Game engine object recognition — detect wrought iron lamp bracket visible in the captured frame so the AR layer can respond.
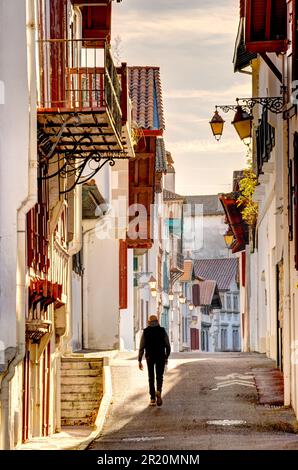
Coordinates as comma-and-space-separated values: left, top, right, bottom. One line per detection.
216, 97, 284, 115
39, 151, 130, 194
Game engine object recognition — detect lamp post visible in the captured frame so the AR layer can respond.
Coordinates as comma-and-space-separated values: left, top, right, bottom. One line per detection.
209, 96, 283, 142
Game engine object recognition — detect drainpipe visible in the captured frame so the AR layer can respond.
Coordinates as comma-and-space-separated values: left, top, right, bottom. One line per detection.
0, 0, 37, 450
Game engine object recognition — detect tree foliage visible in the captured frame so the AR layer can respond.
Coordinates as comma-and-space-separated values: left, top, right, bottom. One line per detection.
237, 158, 258, 226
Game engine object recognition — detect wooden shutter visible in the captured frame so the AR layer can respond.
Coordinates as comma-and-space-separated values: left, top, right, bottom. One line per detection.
193, 284, 200, 307
294, 133, 298, 270
49, 0, 69, 107
81, 4, 112, 47
127, 136, 156, 249
245, 0, 288, 53
119, 240, 128, 310
241, 252, 246, 287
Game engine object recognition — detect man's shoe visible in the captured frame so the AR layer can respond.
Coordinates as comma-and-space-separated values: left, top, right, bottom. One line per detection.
156, 391, 163, 407
149, 399, 156, 406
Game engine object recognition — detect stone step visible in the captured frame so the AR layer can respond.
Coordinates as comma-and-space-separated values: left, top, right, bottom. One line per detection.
61, 392, 102, 402
61, 361, 103, 370
61, 368, 101, 377
61, 418, 93, 427
61, 376, 102, 385
61, 401, 99, 411
61, 384, 101, 394
61, 409, 97, 419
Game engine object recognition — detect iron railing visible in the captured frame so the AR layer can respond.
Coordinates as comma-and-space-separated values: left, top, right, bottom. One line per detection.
37, 39, 123, 139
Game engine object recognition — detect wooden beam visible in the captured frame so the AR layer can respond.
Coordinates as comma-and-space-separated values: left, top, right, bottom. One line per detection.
260, 53, 283, 83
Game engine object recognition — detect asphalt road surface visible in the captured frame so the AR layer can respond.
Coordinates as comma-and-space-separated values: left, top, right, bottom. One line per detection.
89, 352, 298, 450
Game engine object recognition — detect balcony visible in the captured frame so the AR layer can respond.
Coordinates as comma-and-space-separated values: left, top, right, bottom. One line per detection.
170, 252, 184, 284
37, 39, 130, 157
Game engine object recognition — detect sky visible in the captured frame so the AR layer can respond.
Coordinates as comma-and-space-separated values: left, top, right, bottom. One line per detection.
113, 0, 251, 196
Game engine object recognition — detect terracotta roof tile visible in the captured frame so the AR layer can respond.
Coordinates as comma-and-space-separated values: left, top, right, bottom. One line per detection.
128, 66, 165, 130
163, 189, 185, 201
155, 137, 167, 172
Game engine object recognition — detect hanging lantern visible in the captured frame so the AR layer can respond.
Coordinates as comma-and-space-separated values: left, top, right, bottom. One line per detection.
231, 105, 252, 141
179, 294, 186, 304
188, 303, 194, 311
209, 109, 225, 141
151, 288, 157, 298
169, 291, 174, 301
224, 229, 234, 249
148, 276, 157, 289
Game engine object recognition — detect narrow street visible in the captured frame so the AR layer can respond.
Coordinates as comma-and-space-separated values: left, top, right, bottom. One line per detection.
90, 353, 298, 451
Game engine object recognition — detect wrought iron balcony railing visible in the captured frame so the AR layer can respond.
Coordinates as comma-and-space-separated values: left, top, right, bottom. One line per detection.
37, 39, 123, 140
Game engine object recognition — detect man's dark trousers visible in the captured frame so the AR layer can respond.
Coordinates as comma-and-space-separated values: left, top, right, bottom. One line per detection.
146, 357, 166, 400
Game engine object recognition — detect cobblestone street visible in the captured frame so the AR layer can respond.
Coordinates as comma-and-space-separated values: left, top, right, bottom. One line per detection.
90, 353, 298, 451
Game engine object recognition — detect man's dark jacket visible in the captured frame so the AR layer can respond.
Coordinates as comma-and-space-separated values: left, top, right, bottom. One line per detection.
138, 323, 171, 362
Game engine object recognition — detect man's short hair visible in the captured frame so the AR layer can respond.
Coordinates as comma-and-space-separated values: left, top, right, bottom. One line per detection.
148, 315, 158, 323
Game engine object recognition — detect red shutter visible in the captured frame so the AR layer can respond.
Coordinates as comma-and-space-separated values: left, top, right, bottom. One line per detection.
119, 240, 128, 310
127, 136, 156, 249
49, 0, 69, 107
245, 0, 288, 53
193, 284, 200, 307
294, 133, 298, 270
241, 252, 246, 287
81, 4, 112, 47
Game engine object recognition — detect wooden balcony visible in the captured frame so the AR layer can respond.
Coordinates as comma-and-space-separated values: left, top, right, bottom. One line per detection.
37, 39, 129, 156
170, 251, 184, 285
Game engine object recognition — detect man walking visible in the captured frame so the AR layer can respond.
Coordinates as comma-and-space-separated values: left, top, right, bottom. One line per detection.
138, 315, 171, 407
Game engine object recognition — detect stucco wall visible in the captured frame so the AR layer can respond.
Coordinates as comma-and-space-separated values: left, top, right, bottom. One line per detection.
83, 231, 120, 350
184, 214, 229, 259
0, 0, 31, 364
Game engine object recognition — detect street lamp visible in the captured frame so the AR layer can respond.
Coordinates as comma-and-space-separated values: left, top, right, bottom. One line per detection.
210, 96, 283, 142
231, 106, 253, 141
151, 288, 157, 298
224, 229, 234, 249
179, 294, 186, 304
169, 291, 174, 301
148, 276, 157, 289
188, 303, 194, 311
209, 109, 225, 141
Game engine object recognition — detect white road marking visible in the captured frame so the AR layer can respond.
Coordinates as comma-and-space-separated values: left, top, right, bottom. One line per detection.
122, 436, 165, 442
207, 420, 247, 426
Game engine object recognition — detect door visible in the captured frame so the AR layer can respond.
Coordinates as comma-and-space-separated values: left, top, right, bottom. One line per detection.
22, 350, 30, 443
190, 328, 199, 350
276, 262, 284, 371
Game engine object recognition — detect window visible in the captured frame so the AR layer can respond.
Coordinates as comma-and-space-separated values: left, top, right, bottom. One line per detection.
226, 294, 232, 311
256, 109, 275, 176
168, 218, 181, 236
220, 293, 225, 310
161, 308, 169, 334
221, 328, 228, 351
141, 300, 144, 330
182, 316, 188, 343
233, 329, 240, 351
233, 294, 239, 312
201, 329, 209, 352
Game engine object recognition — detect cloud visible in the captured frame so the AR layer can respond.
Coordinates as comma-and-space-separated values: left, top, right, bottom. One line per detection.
113, 0, 251, 195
